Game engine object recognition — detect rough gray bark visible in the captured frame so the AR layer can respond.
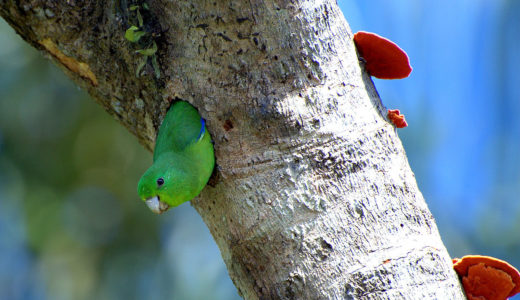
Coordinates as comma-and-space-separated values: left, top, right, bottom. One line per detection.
1, 1, 466, 299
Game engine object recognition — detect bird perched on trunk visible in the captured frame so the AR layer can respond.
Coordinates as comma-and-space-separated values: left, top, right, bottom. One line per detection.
137, 101, 215, 214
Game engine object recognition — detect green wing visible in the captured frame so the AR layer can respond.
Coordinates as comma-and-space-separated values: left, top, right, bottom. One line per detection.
153, 101, 206, 161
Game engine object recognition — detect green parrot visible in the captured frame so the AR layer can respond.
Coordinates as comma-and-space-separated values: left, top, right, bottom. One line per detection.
137, 101, 215, 214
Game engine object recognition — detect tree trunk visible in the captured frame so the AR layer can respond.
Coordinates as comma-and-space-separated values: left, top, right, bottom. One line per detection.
1, 1, 466, 299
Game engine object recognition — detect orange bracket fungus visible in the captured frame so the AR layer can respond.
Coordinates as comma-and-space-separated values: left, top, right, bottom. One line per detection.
387, 109, 408, 128
453, 255, 520, 300
353, 31, 412, 79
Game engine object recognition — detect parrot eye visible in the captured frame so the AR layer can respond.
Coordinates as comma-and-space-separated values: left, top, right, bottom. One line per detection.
157, 177, 164, 187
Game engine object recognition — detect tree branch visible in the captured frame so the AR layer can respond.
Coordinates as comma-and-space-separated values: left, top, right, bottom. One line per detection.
1, 0, 465, 298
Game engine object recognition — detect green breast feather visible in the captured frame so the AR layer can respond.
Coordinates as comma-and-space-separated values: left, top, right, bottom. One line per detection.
137, 101, 215, 214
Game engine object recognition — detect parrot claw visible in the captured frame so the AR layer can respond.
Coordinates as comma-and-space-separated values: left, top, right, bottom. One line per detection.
145, 196, 170, 214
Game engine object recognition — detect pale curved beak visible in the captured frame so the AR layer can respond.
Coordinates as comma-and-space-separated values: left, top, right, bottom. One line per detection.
145, 196, 170, 214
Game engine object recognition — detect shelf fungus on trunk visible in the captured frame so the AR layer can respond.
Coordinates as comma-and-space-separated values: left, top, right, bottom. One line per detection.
453, 255, 520, 300
354, 31, 412, 129
353, 31, 412, 80
387, 109, 408, 128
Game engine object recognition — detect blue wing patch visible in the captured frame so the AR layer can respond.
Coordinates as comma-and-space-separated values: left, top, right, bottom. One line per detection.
197, 118, 206, 141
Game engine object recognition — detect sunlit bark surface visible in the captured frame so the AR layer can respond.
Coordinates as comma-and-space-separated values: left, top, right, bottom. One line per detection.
1, 1, 465, 299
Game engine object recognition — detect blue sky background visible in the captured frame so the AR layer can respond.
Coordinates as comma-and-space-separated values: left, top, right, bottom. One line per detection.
1, 1, 519, 299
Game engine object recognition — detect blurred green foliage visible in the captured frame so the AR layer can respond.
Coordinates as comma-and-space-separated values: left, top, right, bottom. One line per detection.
0, 19, 239, 300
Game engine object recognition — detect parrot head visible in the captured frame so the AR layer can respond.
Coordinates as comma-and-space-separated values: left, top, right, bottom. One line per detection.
137, 157, 196, 214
